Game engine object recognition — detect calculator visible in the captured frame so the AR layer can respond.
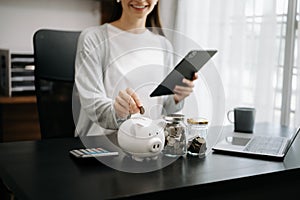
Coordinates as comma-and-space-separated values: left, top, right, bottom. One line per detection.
69, 148, 119, 158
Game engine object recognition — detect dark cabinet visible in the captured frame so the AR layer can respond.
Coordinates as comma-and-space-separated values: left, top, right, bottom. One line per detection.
0, 96, 40, 142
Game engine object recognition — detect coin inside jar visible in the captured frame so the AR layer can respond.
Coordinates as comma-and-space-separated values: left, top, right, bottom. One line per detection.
139, 106, 145, 115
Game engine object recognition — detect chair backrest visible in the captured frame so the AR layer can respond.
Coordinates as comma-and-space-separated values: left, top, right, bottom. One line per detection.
33, 29, 80, 139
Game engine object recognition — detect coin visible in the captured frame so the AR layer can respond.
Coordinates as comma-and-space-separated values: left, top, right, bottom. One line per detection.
139, 106, 145, 114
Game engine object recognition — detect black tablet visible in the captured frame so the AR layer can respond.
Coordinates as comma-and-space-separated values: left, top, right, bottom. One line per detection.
150, 50, 217, 97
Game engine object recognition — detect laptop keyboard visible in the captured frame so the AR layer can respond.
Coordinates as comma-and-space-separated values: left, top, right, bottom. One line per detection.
244, 136, 285, 155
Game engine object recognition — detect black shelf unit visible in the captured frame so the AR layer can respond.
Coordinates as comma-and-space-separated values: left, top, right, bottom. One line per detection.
0, 49, 35, 96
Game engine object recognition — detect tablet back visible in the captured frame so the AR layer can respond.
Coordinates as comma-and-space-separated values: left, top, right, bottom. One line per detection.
150, 50, 217, 97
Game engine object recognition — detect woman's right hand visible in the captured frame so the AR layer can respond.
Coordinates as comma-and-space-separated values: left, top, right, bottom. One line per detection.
114, 88, 143, 119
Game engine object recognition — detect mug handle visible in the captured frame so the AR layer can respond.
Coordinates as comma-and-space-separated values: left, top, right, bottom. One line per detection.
227, 110, 234, 123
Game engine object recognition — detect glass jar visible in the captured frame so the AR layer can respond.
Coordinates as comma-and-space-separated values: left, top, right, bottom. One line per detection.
163, 114, 187, 157
187, 117, 209, 158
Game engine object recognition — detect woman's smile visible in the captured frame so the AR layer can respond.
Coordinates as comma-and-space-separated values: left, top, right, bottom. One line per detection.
130, 3, 149, 11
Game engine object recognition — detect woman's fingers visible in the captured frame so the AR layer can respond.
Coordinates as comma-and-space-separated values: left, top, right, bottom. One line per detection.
126, 88, 142, 107
126, 88, 142, 113
174, 78, 194, 94
193, 72, 199, 80
114, 93, 133, 118
173, 73, 197, 103
114, 88, 143, 118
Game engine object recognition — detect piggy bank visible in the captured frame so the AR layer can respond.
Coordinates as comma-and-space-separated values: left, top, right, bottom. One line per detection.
117, 116, 165, 162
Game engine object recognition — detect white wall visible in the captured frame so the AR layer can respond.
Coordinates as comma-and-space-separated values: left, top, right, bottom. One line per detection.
0, 0, 100, 54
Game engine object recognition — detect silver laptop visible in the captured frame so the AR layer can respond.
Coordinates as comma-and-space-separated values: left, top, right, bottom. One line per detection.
212, 127, 300, 160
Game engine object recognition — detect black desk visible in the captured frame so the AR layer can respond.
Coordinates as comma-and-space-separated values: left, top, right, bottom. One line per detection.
0, 123, 300, 200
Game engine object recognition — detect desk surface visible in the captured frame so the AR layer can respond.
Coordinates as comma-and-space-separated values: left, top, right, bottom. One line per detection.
0, 123, 300, 200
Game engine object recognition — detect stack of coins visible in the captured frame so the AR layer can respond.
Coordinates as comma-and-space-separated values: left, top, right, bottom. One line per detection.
186, 117, 208, 158
163, 114, 187, 157
187, 136, 207, 157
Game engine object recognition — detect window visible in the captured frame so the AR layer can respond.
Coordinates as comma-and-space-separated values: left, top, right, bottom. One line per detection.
171, 0, 299, 128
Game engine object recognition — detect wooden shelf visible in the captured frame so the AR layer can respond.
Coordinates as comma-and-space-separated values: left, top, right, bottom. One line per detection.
0, 95, 41, 142
0, 96, 36, 104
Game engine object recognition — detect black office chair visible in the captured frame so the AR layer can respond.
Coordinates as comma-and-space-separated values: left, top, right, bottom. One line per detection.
33, 29, 81, 139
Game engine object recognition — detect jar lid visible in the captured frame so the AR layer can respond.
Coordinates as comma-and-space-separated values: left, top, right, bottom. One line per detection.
187, 118, 209, 125
163, 114, 185, 122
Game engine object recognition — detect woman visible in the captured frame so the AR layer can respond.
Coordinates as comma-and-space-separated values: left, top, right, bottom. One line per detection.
75, 0, 198, 136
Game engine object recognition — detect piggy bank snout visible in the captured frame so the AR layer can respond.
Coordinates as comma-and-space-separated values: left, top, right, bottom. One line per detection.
148, 138, 163, 153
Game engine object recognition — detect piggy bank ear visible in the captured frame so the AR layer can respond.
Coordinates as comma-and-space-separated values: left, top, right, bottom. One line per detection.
133, 117, 152, 127
154, 119, 166, 128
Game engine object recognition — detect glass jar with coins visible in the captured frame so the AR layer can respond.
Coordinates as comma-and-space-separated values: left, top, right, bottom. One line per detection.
186, 117, 209, 158
162, 114, 187, 157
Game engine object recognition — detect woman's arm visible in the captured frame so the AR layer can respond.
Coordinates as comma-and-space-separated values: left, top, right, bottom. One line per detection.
75, 27, 119, 130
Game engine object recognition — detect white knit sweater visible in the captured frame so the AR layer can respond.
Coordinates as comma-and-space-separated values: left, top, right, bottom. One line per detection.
74, 23, 183, 136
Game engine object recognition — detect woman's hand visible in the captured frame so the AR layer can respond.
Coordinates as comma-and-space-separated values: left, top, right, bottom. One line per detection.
173, 73, 198, 104
114, 88, 142, 119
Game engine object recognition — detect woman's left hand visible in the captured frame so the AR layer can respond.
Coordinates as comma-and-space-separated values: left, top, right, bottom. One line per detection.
173, 73, 198, 104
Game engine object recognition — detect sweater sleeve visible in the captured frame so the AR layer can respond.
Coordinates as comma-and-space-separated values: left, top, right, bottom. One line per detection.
75, 26, 120, 130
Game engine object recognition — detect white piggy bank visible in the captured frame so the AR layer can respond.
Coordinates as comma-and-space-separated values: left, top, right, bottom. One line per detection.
117, 116, 165, 162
